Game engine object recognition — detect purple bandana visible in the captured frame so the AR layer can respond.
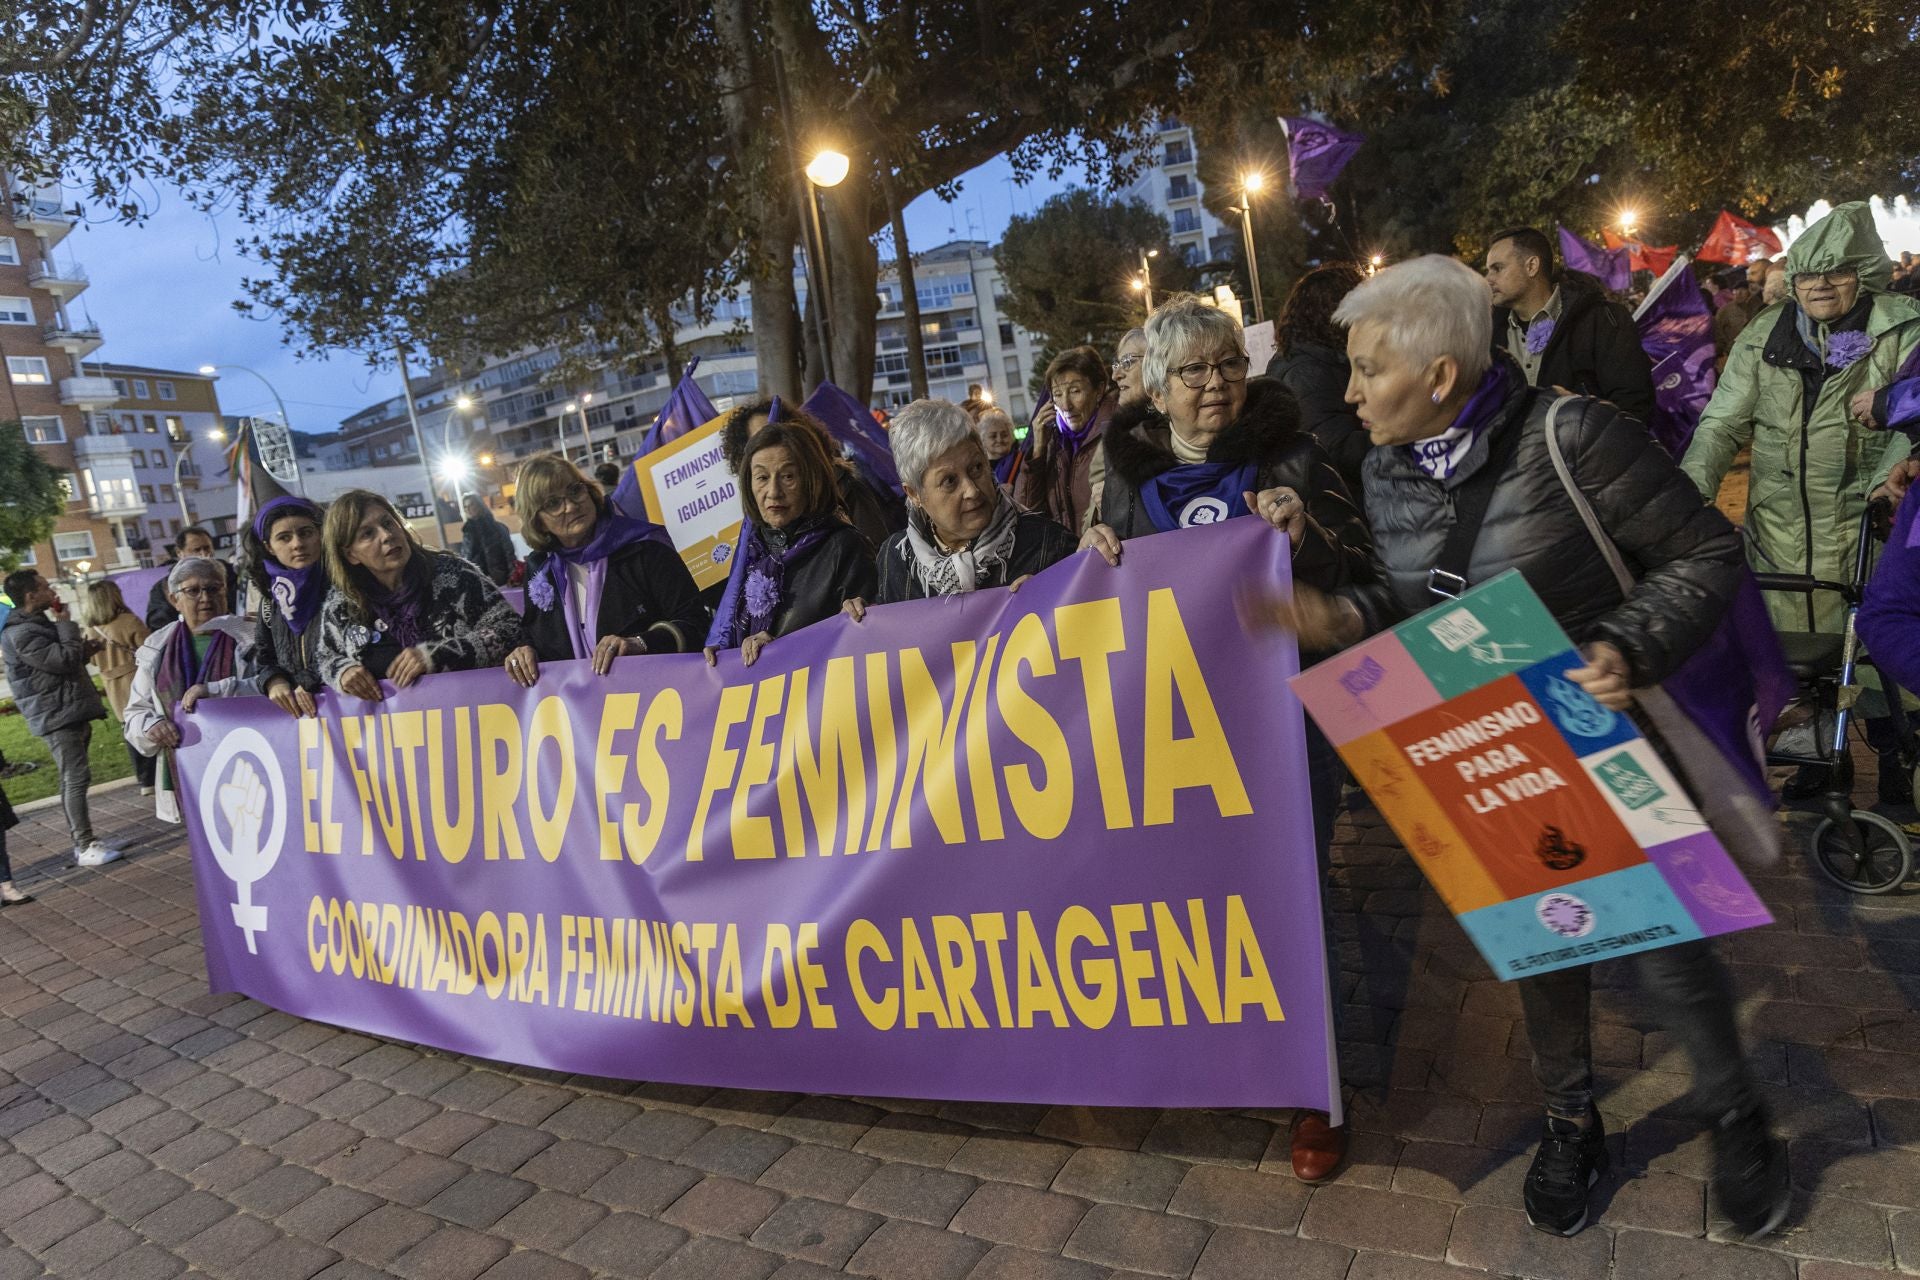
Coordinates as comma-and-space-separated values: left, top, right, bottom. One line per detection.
253, 497, 327, 636
1524, 315, 1555, 355
1406, 362, 1515, 481
704, 516, 836, 649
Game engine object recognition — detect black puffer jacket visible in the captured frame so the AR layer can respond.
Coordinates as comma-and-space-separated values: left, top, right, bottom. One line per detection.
1267, 340, 1370, 501
1363, 377, 1743, 685
1101, 377, 1382, 606
1494, 272, 1657, 421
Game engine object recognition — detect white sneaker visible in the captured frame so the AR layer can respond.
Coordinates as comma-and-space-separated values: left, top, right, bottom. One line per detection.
74, 843, 123, 868
0, 882, 31, 905
139, 785, 154, 796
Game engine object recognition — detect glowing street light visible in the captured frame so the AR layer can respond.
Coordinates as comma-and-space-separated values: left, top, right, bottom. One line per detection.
805, 149, 851, 188
801, 149, 851, 384
1238, 175, 1266, 323
1137, 247, 1159, 314
1368, 253, 1385, 275
1619, 208, 1640, 238
1242, 170, 1266, 194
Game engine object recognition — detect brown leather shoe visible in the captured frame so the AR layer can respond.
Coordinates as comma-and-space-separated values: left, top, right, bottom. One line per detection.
1291, 1112, 1348, 1184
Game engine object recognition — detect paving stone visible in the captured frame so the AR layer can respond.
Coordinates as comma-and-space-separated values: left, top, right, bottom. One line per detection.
1033, 1107, 1160, 1150
1445, 1203, 1613, 1278
421, 1170, 536, 1230
848, 1161, 977, 1227
317, 1136, 413, 1185
538, 1096, 640, 1142
451, 1124, 555, 1174
1191, 1225, 1354, 1280
1612, 1227, 1795, 1279
948, 1181, 1090, 1252
270, 1120, 363, 1165
840, 1218, 988, 1279
388, 1224, 511, 1280
1061, 1202, 1213, 1277
1708, 1190, 1890, 1265
1791, 1139, 1920, 1209
364, 1152, 469, 1206
767, 1097, 883, 1150
562, 1210, 688, 1274
174, 1210, 279, 1272
508, 1139, 623, 1193
400, 1112, 498, 1157
1601, 1170, 1706, 1237
1167, 1162, 1312, 1233
944, 1133, 1074, 1189
1895, 1209, 1920, 1272
195, 1142, 283, 1193
1297, 1184, 1455, 1259
309, 1080, 393, 1122
584, 1153, 704, 1214
136, 1189, 234, 1246
61, 1146, 152, 1197
277, 1186, 383, 1242
356, 1095, 442, 1139
227, 1235, 339, 1280
99, 1167, 190, 1220
646, 1235, 784, 1280
427, 1073, 517, 1113
74, 1242, 186, 1280
660, 1174, 785, 1238
475, 1250, 588, 1280
1139, 1109, 1273, 1168
328, 1203, 440, 1264
229, 1162, 328, 1217
759, 1143, 882, 1203
850, 1115, 972, 1169
964, 1244, 1110, 1280
750, 1197, 884, 1268
605, 1107, 714, 1158
39, 1217, 143, 1277
489, 1190, 608, 1253
1345, 1250, 1480, 1280
682, 1125, 796, 1181
1050, 1146, 1186, 1210
479, 1084, 574, 1128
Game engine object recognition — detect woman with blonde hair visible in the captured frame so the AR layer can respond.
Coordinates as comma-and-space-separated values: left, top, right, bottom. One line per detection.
79, 580, 154, 795
313, 490, 521, 700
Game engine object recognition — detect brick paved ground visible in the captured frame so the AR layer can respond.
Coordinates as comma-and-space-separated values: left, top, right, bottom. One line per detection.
2, 776, 1918, 1280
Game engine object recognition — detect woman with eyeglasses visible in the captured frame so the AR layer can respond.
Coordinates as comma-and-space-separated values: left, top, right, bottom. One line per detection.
502, 455, 706, 687
1112, 328, 1149, 408
314, 490, 521, 701
1081, 292, 1383, 1186
1682, 201, 1920, 803
1018, 346, 1117, 533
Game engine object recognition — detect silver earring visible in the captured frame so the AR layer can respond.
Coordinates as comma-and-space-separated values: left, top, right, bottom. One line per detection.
1431, 392, 1442, 404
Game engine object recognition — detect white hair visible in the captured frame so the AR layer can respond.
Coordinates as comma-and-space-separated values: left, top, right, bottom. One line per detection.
888, 398, 983, 492
167, 556, 224, 591
1142, 296, 1244, 398
1333, 255, 1493, 384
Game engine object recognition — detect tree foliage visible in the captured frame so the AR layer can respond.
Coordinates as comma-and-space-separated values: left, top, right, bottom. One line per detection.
0, 423, 73, 571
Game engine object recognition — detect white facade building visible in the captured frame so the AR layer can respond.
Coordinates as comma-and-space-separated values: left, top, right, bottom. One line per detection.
1122, 119, 1238, 268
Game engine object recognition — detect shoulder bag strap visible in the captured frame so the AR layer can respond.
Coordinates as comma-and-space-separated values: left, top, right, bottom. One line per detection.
1428, 397, 1530, 599
1539, 395, 1635, 595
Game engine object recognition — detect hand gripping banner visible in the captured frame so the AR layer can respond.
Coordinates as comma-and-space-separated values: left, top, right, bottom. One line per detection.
174, 520, 1337, 1112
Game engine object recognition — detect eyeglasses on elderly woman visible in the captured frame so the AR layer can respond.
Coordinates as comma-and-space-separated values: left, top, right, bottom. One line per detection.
1170, 355, 1252, 389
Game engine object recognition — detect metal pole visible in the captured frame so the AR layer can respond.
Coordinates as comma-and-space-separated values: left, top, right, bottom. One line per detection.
213, 365, 307, 495
172, 449, 195, 527
576, 400, 594, 463
806, 187, 838, 385
393, 345, 446, 547
1241, 196, 1265, 324
771, 55, 834, 392
1140, 250, 1155, 315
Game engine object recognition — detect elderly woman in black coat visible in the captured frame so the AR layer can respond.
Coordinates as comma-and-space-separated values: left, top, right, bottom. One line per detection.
1279, 254, 1787, 1241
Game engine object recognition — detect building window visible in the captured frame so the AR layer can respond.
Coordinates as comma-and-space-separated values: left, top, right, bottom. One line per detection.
140, 485, 156, 503
52, 531, 96, 561
1168, 176, 1194, 200
149, 520, 165, 539
0, 296, 33, 325
164, 416, 183, 440
160, 484, 175, 501
1171, 210, 1201, 234
142, 414, 158, 433
998, 321, 1015, 345
131, 379, 149, 398
8, 357, 51, 385
60, 473, 78, 500
0, 237, 16, 266
20, 416, 64, 444
170, 518, 182, 535
156, 381, 176, 401
1164, 143, 1193, 166
14, 545, 35, 567
110, 378, 128, 396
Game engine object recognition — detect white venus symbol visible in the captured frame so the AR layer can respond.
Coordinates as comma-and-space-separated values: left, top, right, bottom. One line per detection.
199, 729, 288, 955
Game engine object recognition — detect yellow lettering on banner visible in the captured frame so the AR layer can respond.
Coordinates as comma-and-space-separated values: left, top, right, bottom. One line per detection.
1153, 899, 1223, 1026
427, 709, 475, 863
994, 615, 1073, 840
367, 715, 410, 857
795, 923, 835, 1028
474, 912, 506, 999
730, 675, 785, 860
688, 685, 750, 862
1110, 903, 1164, 1028
593, 918, 626, 1016
299, 719, 345, 855
1053, 599, 1134, 829
506, 913, 531, 1000
316, 718, 344, 854
306, 897, 325, 970
339, 716, 377, 855
862, 652, 901, 853
378, 904, 403, 983
762, 923, 800, 1028
637, 922, 672, 1022
527, 697, 576, 863
931, 914, 988, 1029
961, 634, 1006, 841
1013, 911, 1067, 1028
526, 913, 550, 1004
898, 920, 951, 1029
846, 919, 898, 1029
776, 661, 867, 857
626, 690, 681, 865
715, 925, 753, 1027
479, 705, 526, 861
1143, 588, 1252, 825
669, 922, 695, 1025
595, 694, 640, 862
1222, 895, 1284, 1023
890, 643, 977, 848
970, 912, 1015, 1026
1056, 905, 1118, 1029
690, 922, 718, 1025
390, 711, 429, 859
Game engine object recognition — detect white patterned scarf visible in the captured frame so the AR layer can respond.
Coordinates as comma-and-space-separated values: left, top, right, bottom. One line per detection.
904, 497, 1021, 596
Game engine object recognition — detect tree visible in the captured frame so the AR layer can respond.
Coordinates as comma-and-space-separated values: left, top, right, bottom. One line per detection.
997, 190, 1196, 367
0, 423, 72, 573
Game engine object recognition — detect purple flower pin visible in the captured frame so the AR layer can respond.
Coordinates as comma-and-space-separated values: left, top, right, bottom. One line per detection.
744, 567, 780, 619
1826, 330, 1873, 370
1524, 316, 1555, 355
526, 570, 556, 611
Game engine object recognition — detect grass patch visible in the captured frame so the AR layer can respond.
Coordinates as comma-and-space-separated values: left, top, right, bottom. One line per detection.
0, 707, 136, 806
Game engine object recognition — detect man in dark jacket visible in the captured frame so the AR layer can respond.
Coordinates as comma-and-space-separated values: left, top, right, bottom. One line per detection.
459, 495, 517, 585
1, 570, 123, 868
1485, 226, 1657, 421
146, 526, 241, 630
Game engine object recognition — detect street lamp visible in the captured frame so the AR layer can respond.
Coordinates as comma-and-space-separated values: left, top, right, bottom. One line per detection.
438, 454, 471, 509
1619, 208, 1640, 239
1138, 248, 1159, 315
1368, 253, 1385, 276
802, 148, 850, 385
1238, 174, 1266, 324
197, 364, 305, 494
172, 426, 226, 528
561, 393, 594, 462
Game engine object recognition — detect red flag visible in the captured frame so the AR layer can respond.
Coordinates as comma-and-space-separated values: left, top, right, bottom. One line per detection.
1696, 210, 1784, 265
1604, 231, 1679, 276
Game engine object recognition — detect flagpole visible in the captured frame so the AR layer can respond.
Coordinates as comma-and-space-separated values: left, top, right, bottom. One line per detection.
394, 345, 448, 548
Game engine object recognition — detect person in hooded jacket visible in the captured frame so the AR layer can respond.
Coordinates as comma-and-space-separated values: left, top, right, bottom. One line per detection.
1268, 262, 1372, 501
1485, 226, 1656, 420
1683, 201, 1920, 801
241, 496, 329, 718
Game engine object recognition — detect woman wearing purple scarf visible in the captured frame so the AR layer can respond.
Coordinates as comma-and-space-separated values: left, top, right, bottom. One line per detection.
314, 490, 521, 701
241, 495, 328, 717
704, 421, 876, 669
503, 455, 706, 687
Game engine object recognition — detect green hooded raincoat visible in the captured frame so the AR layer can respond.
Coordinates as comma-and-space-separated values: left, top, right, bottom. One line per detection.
1682, 201, 1920, 634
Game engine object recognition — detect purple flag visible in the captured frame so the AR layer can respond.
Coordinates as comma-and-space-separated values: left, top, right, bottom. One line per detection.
638, 358, 719, 456
1280, 117, 1365, 202
1632, 258, 1717, 456
1557, 227, 1631, 294
171, 519, 1339, 1111
802, 381, 904, 497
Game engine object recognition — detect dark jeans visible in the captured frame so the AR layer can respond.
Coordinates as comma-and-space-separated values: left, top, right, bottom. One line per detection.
1517, 938, 1756, 1122
0, 829, 10, 882
127, 742, 155, 788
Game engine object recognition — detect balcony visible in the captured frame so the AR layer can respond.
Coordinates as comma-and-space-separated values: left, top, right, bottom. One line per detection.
59, 375, 118, 409
42, 321, 103, 357
10, 187, 74, 245
26, 261, 87, 298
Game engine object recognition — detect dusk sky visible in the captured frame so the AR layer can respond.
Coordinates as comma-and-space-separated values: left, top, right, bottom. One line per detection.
68, 156, 1065, 435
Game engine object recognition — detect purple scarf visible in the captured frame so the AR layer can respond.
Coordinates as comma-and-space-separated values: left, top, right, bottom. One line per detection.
533, 511, 666, 659
705, 516, 837, 649
1051, 392, 1114, 457
155, 618, 237, 702
253, 496, 326, 636
992, 446, 1025, 486
367, 567, 428, 649
1406, 362, 1515, 480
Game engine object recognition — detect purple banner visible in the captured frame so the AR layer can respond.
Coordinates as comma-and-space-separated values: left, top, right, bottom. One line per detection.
1557, 227, 1631, 295
172, 521, 1337, 1110
1281, 117, 1365, 202
1634, 259, 1717, 455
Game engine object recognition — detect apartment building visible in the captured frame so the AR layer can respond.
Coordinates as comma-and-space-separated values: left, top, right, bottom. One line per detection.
88, 363, 226, 559
1122, 119, 1238, 268
873, 240, 1043, 417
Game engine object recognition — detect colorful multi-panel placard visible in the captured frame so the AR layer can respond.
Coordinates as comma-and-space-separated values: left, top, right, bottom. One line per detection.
1291, 570, 1772, 979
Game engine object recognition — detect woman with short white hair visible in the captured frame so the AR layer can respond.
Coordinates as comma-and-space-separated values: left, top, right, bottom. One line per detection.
1273, 254, 1786, 1240
846, 398, 1075, 612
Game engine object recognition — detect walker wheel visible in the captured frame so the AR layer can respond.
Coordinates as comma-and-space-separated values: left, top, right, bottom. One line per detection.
1810, 810, 1914, 895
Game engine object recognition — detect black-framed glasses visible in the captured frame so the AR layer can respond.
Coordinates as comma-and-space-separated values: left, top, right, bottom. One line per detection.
1172, 355, 1252, 389
173, 585, 224, 600
539, 480, 595, 517
1792, 268, 1858, 289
